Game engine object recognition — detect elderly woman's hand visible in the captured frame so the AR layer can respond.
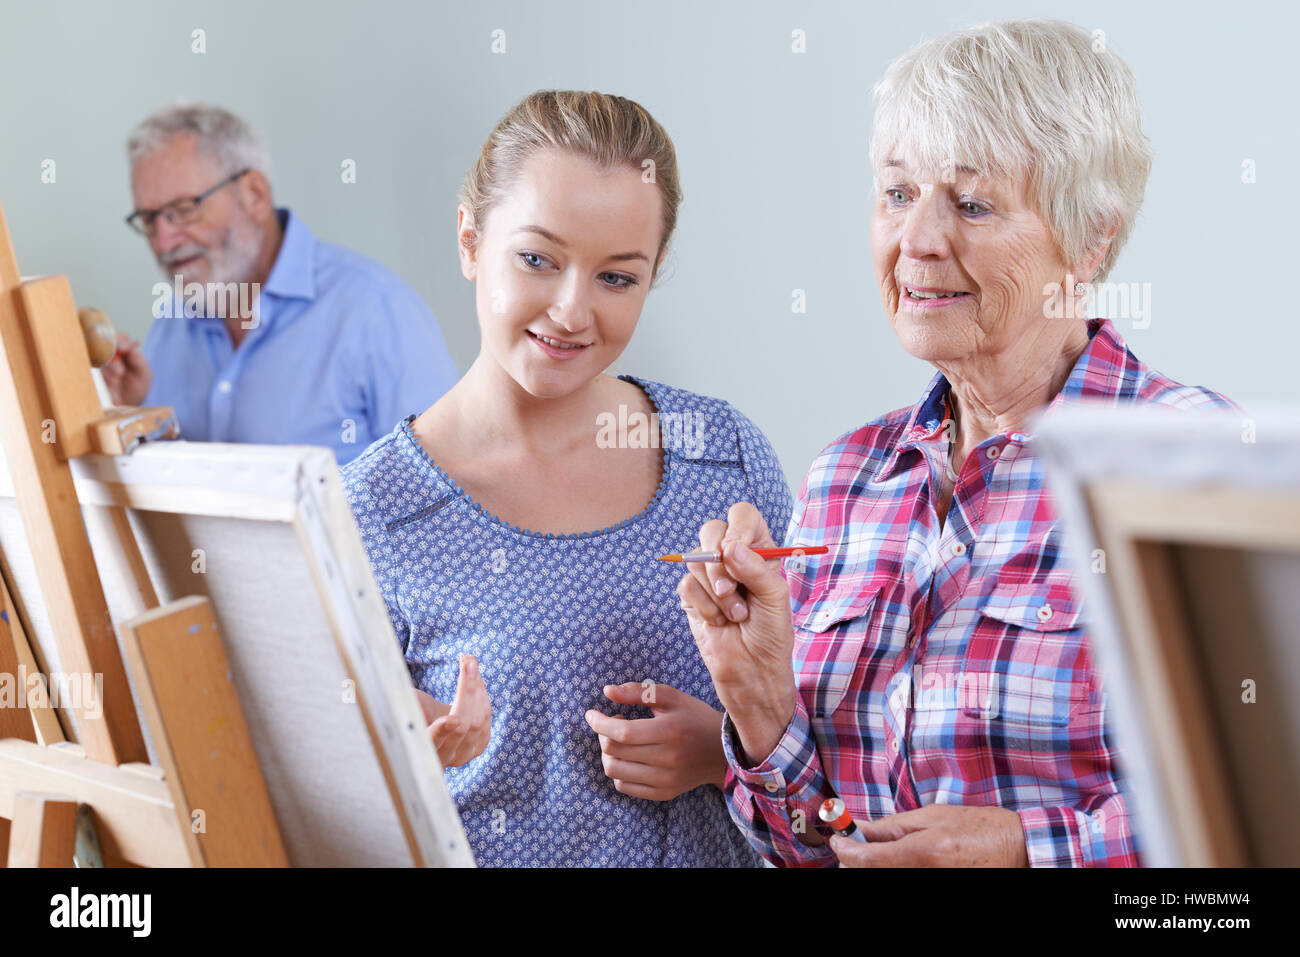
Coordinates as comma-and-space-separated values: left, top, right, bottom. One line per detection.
676, 502, 798, 766
828, 805, 1029, 867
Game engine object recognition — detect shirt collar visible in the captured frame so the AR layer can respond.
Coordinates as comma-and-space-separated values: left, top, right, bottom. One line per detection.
874, 317, 1125, 482
261, 208, 317, 302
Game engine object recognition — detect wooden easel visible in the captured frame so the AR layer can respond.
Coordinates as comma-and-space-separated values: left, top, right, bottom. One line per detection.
0, 197, 288, 867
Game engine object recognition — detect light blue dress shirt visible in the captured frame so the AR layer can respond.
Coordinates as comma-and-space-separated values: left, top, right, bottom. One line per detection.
141, 209, 458, 465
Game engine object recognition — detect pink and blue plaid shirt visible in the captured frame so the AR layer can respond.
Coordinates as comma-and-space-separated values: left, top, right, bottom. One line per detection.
722, 317, 1239, 867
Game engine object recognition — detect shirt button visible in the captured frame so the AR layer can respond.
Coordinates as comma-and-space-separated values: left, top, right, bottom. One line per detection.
986, 445, 1001, 459
890, 739, 900, 753
764, 782, 779, 793
1037, 604, 1053, 622
951, 541, 967, 557
217, 380, 232, 394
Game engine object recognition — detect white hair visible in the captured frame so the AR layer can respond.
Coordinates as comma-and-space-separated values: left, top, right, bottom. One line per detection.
869, 19, 1151, 283
127, 102, 272, 179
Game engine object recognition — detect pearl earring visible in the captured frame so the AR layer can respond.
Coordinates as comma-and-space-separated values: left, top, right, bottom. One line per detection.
1074, 281, 1087, 295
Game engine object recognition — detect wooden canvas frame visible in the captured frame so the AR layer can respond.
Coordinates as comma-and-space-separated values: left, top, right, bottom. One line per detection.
1037, 403, 1300, 867
0, 439, 473, 867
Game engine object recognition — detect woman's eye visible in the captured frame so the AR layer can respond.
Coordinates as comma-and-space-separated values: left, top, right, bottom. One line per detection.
601, 273, 637, 290
886, 189, 909, 205
518, 251, 551, 270
959, 201, 989, 216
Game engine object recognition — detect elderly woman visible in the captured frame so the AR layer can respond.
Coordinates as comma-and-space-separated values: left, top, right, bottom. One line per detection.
677, 19, 1237, 867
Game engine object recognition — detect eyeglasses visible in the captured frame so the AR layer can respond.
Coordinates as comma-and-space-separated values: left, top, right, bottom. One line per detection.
124, 168, 250, 235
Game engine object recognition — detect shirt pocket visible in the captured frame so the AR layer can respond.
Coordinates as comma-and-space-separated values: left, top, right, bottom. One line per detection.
961, 567, 1093, 727
793, 579, 887, 719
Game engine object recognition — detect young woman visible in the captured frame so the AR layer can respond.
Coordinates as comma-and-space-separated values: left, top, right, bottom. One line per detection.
341, 90, 790, 867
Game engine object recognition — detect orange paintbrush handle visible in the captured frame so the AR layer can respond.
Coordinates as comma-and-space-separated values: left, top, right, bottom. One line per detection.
657, 545, 829, 563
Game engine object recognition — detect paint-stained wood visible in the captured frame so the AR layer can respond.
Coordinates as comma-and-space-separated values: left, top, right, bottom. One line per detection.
7, 792, 77, 867
0, 560, 64, 744
0, 569, 37, 744
0, 203, 145, 765
89, 406, 180, 456
120, 596, 287, 867
0, 738, 186, 866
17, 276, 101, 461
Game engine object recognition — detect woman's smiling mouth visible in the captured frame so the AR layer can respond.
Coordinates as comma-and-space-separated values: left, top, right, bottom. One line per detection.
527, 330, 592, 357
902, 285, 971, 307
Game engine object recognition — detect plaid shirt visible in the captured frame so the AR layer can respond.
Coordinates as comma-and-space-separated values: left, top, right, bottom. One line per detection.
722, 318, 1239, 867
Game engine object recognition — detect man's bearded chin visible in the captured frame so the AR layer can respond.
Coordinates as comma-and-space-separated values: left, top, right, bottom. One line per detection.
157, 242, 209, 286
158, 219, 261, 288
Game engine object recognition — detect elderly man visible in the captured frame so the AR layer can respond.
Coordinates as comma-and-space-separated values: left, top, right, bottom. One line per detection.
677, 19, 1238, 867
105, 103, 457, 465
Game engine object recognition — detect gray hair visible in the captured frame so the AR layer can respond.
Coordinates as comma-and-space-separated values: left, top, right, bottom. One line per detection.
127, 102, 272, 179
869, 19, 1152, 284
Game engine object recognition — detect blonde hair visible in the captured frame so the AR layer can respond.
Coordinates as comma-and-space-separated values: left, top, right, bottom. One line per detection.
869, 19, 1152, 283
459, 90, 681, 276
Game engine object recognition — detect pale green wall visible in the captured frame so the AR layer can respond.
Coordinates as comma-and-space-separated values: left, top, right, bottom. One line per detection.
1, 0, 1294, 486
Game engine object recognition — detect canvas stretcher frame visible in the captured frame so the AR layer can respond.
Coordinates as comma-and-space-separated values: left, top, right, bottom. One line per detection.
0, 437, 473, 867
1037, 403, 1300, 867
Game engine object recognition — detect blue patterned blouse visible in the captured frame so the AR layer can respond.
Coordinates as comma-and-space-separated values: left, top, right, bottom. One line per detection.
340, 375, 792, 867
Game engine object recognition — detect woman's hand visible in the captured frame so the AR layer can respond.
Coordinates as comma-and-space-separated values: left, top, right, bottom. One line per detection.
414, 654, 491, 768
100, 331, 152, 406
828, 806, 1030, 867
675, 502, 799, 767
584, 682, 726, 800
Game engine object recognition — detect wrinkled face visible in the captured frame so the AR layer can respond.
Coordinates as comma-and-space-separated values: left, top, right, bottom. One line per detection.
870, 151, 1070, 365
460, 149, 663, 399
130, 133, 262, 287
